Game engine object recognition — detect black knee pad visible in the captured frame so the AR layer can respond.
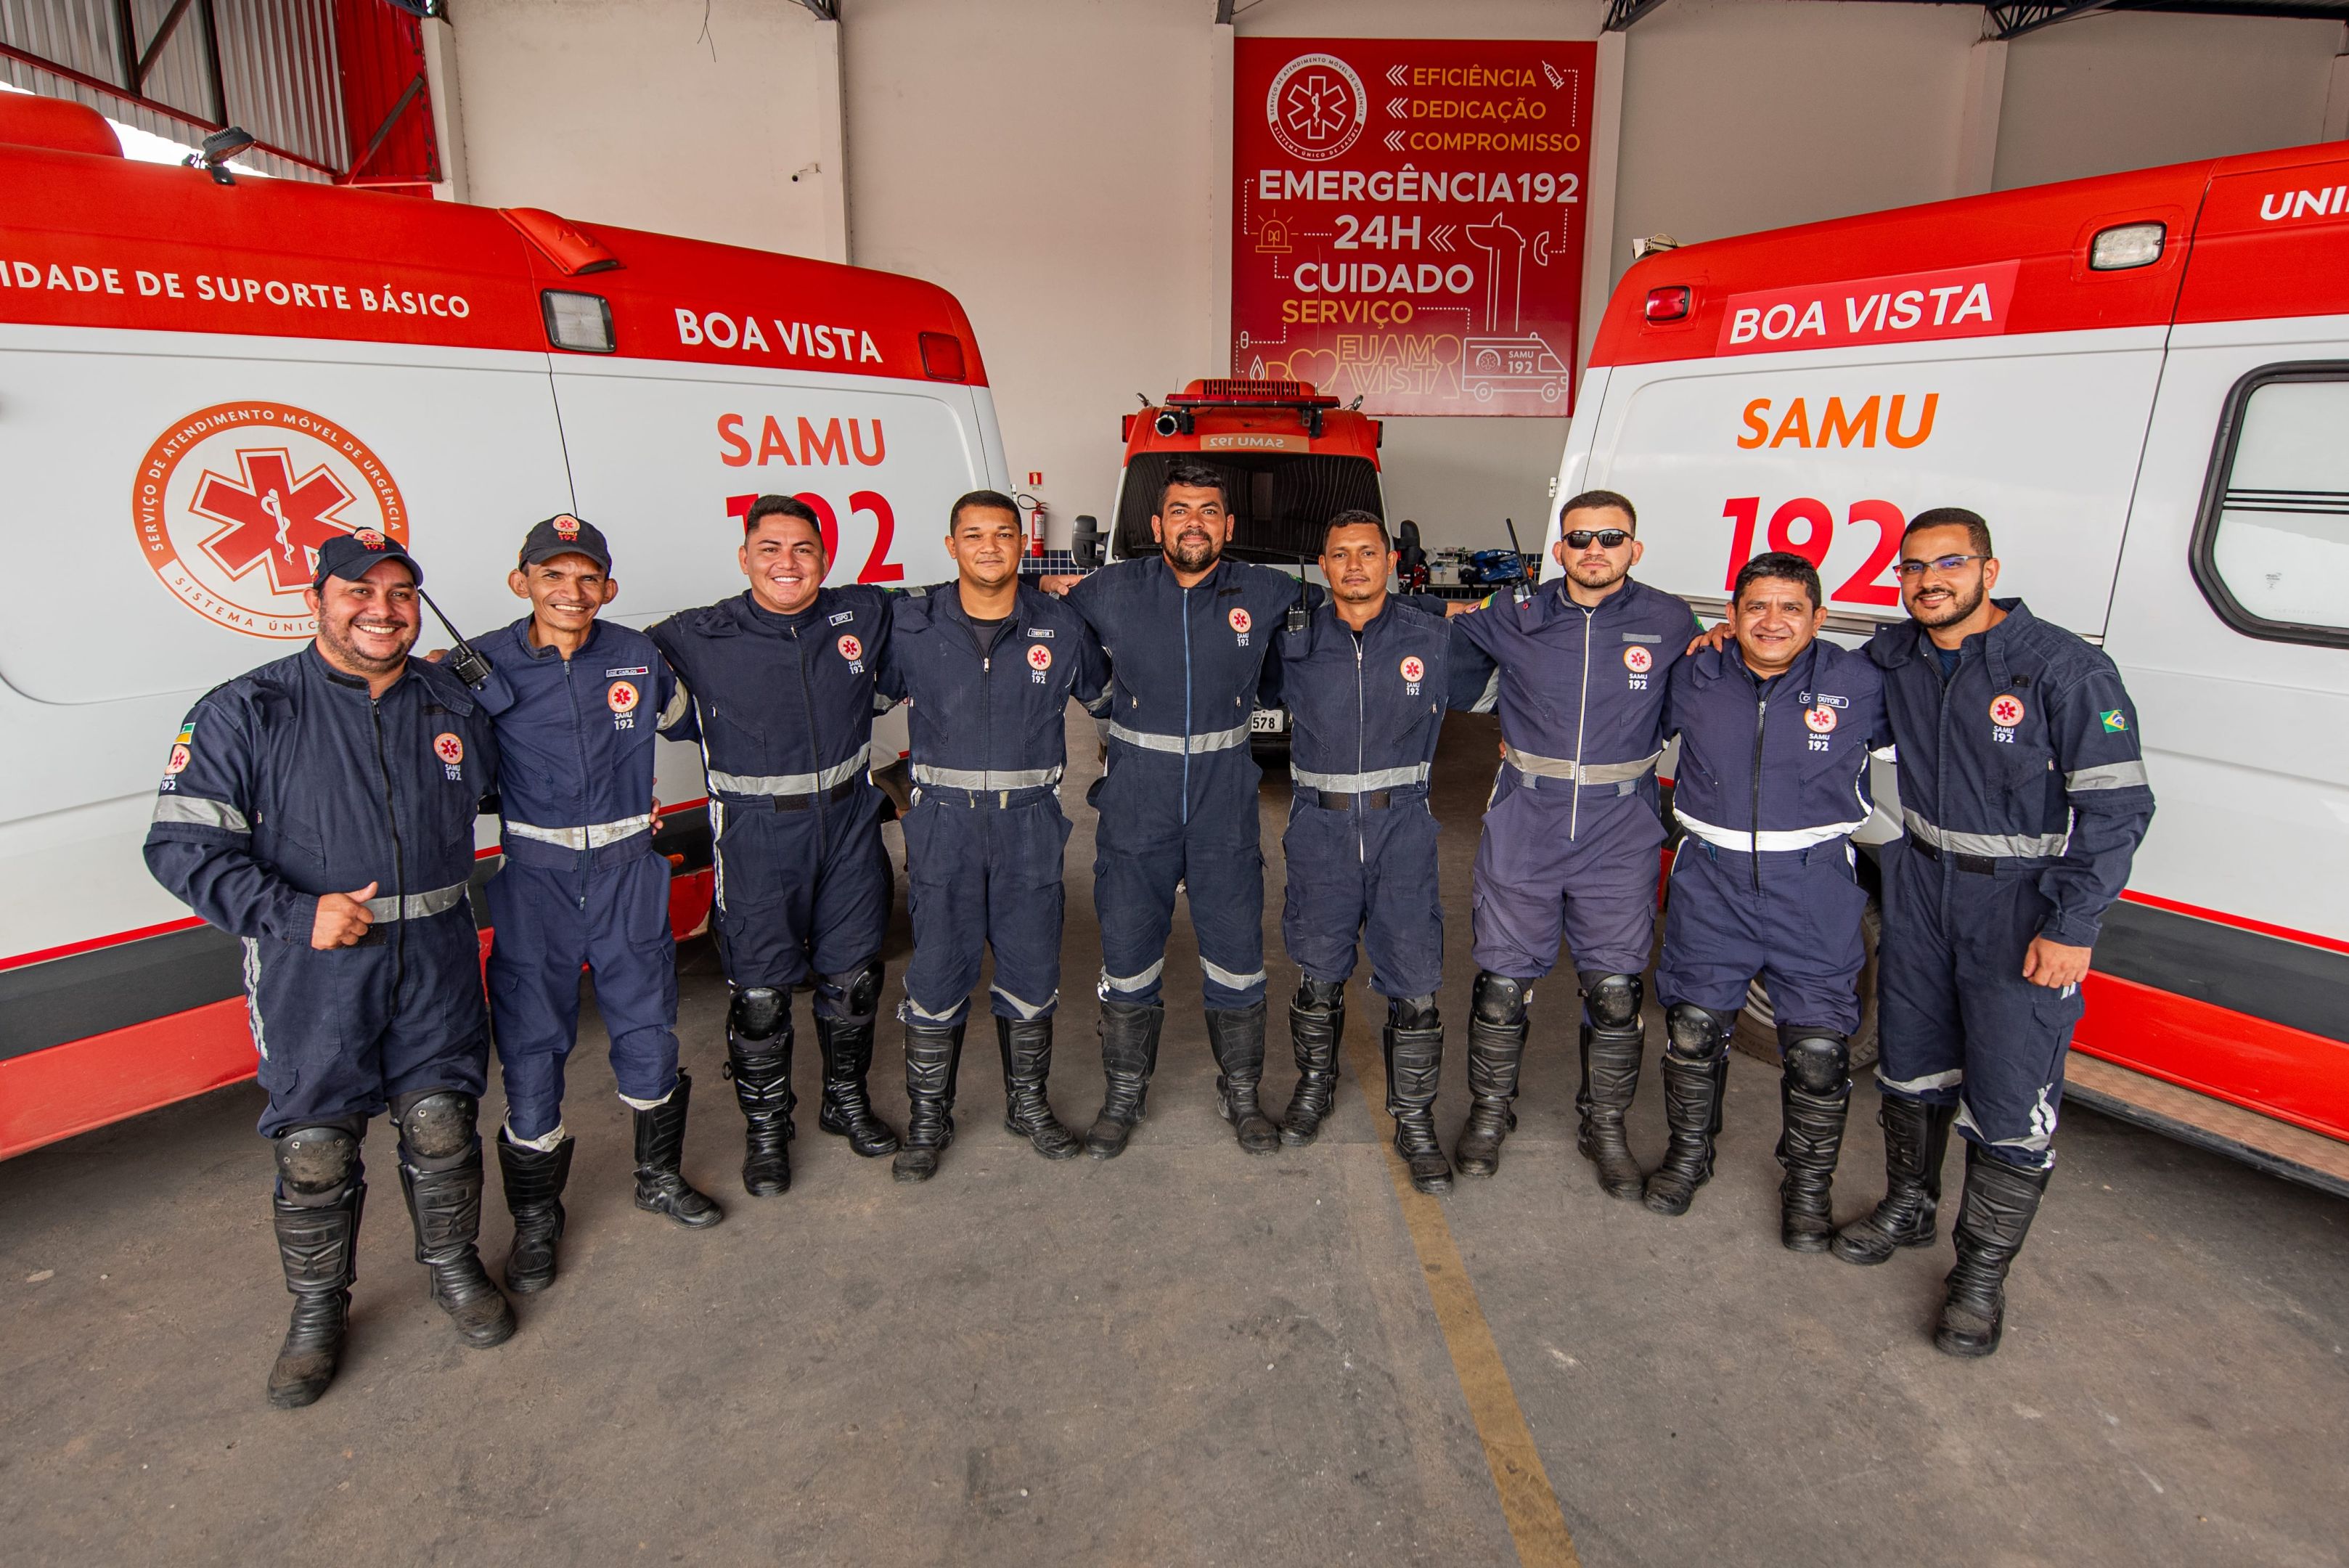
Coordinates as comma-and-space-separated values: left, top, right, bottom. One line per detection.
1388, 993, 1440, 1032
393, 1089, 478, 1164
274, 1124, 360, 1200
820, 960, 884, 1021
729, 986, 788, 1041
1663, 1003, 1732, 1063
1579, 971, 1643, 1031
1294, 976, 1346, 1011
1471, 971, 1530, 1028
1779, 1028, 1850, 1094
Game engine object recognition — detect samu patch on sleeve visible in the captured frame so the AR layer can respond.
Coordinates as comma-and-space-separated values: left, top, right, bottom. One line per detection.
2099, 709, 2128, 732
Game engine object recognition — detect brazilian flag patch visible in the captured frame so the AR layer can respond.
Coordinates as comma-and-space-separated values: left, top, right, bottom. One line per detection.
175, 722, 196, 743
2099, 709, 2128, 732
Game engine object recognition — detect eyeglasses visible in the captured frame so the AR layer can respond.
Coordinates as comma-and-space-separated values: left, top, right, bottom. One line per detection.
1894, 553, 1990, 579
1564, 529, 1633, 550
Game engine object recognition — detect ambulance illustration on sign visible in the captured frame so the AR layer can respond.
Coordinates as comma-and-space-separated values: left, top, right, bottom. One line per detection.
1463, 334, 1574, 404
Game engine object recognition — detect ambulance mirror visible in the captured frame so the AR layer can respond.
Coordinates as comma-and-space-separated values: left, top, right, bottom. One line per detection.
2090, 221, 2165, 271
1071, 515, 1104, 570
541, 290, 615, 354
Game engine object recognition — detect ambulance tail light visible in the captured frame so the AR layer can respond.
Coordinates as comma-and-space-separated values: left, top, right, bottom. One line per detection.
1122, 415, 1135, 442
1644, 286, 1690, 324
920, 332, 968, 382
2090, 221, 2165, 271
541, 291, 615, 354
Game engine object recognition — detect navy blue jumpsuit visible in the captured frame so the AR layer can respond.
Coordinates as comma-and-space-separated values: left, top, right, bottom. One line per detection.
475, 618, 688, 1140
1656, 640, 1890, 1034
1867, 600, 2153, 1169
649, 588, 895, 1005
876, 582, 1110, 1026
1263, 595, 1490, 1000
1061, 557, 1307, 1010
144, 649, 499, 1138
1447, 576, 1700, 981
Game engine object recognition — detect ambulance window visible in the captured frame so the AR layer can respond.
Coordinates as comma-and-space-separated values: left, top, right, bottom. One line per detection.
2192, 367, 2349, 648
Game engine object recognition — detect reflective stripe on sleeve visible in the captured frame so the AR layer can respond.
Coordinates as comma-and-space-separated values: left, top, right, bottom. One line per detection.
152, 794, 250, 833
657, 679, 692, 730
1468, 669, 1500, 714
2064, 761, 2149, 793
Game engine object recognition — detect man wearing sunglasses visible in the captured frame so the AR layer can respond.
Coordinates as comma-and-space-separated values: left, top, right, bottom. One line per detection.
1445, 490, 1701, 1183
1834, 507, 2154, 1357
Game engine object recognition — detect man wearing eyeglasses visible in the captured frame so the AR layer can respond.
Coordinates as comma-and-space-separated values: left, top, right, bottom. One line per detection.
1835, 507, 2153, 1357
1445, 490, 1700, 1183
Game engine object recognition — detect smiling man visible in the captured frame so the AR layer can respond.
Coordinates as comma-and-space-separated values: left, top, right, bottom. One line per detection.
144, 532, 514, 1409
473, 515, 722, 1298
650, 495, 902, 1199
1649, 552, 1890, 1241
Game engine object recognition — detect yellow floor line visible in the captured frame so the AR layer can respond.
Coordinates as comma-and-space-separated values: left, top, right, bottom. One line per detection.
1341, 1026, 1582, 1568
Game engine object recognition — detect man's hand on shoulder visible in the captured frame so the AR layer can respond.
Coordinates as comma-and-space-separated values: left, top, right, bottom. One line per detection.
1037, 574, 1084, 596
1687, 620, 1732, 656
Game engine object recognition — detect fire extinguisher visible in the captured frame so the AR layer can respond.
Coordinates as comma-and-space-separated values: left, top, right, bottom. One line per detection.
1014, 491, 1045, 558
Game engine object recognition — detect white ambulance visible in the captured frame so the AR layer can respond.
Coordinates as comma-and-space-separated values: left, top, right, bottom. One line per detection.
1550, 139, 2349, 1193
0, 91, 1008, 1158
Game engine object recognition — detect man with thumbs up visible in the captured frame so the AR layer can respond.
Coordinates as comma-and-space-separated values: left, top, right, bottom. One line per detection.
144, 532, 515, 1411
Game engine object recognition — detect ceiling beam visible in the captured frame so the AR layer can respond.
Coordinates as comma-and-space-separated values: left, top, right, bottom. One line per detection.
1982, 0, 2129, 38
1604, 0, 1672, 31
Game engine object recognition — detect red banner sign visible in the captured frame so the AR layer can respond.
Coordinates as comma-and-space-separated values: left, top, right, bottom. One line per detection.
1231, 38, 1596, 417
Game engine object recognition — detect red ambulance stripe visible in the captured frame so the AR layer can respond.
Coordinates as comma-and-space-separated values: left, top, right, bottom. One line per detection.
2075, 971, 2349, 1146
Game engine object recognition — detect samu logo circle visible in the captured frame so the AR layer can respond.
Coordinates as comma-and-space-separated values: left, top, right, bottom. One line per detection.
1026, 642, 1053, 671
1623, 645, 1654, 674
1265, 53, 1368, 163
608, 680, 641, 713
131, 402, 408, 640
1400, 656, 1426, 682
1228, 608, 1253, 634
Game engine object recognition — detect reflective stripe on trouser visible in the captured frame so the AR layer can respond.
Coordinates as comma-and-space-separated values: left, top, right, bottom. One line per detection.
485, 842, 680, 1140
709, 782, 890, 999
1654, 837, 1868, 1034
900, 791, 1071, 1026
1469, 777, 1664, 979
1875, 838, 2081, 1170
242, 905, 489, 1139
1280, 791, 1442, 1000
1089, 746, 1267, 1009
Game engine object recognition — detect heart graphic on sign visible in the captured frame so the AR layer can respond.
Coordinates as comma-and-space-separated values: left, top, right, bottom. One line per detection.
1280, 349, 1340, 395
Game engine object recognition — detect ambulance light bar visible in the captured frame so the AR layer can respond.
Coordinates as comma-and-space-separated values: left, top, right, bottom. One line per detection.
2090, 221, 2165, 271
541, 290, 614, 354
1644, 285, 1691, 323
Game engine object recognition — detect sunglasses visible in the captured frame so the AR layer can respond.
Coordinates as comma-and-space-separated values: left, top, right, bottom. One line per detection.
1564, 529, 1633, 550
1894, 553, 1990, 579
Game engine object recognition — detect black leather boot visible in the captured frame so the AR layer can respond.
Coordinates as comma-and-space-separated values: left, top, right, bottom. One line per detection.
815, 1014, 902, 1156
893, 1018, 965, 1183
1574, 971, 1646, 1201
1280, 978, 1346, 1148
1384, 997, 1452, 1196
1935, 1146, 2051, 1358
1086, 1000, 1162, 1159
394, 1092, 516, 1349
726, 1029, 796, 1197
266, 1161, 363, 1410
496, 1129, 572, 1294
1645, 1004, 1733, 1217
633, 1073, 724, 1228
1832, 1096, 1958, 1265
1455, 973, 1529, 1179
999, 1016, 1080, 1159
1208, 1002, 1282, 1156
1776, 1029, 1852, 1252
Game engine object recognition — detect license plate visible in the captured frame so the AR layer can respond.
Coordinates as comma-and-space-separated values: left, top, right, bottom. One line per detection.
1249, 708, 1287, 734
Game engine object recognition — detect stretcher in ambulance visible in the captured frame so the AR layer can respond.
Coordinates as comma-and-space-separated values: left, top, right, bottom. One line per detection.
0, 91, 1008, 1159
1551, 139, 2349, 1193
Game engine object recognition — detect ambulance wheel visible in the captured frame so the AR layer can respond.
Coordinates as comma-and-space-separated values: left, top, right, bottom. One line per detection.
1731, 897, 1881, 1071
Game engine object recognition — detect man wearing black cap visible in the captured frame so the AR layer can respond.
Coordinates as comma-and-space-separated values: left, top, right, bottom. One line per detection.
470, 515, 723, 1297
145, 531, 515, 1409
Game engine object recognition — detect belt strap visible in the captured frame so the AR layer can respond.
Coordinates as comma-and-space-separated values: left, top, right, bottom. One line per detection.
708, 748, 870, 799
1312, 790, 1392, 812
911, 763, 1063, 791
1504, 745, 1661, 786
1674, 810, 1866, 854
1293, 763, 1429, 794
1106, 720, 1251, 756
359, 881, 469, 922
504, 814, 655, 851
912, 783, 1057, 809
1902, 808, 2065, 860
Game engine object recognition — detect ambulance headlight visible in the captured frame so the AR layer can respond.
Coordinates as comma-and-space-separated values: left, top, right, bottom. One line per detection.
2090, 221, 2165, 271
541, 290, 615, 353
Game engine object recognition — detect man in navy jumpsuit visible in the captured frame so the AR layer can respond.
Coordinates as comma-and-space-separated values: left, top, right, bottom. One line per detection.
145, 533, 514, 1410
1831, 508, 2152, 1357
1261, 511, 1493, 1194
1445, 490, 1700, 1183
1052, 462, 1308, 1159
650, 494, 900, 1198
1649, 552, 1889, 1246
875, 491, 1111, 1182
474, 515, 722, 1295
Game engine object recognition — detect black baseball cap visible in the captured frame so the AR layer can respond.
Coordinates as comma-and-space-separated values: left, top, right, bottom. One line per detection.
312, 528, 422, 589
518, 513, 613, 573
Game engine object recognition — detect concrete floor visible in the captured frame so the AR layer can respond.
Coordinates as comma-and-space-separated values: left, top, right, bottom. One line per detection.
4, 714, 2345, 1567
